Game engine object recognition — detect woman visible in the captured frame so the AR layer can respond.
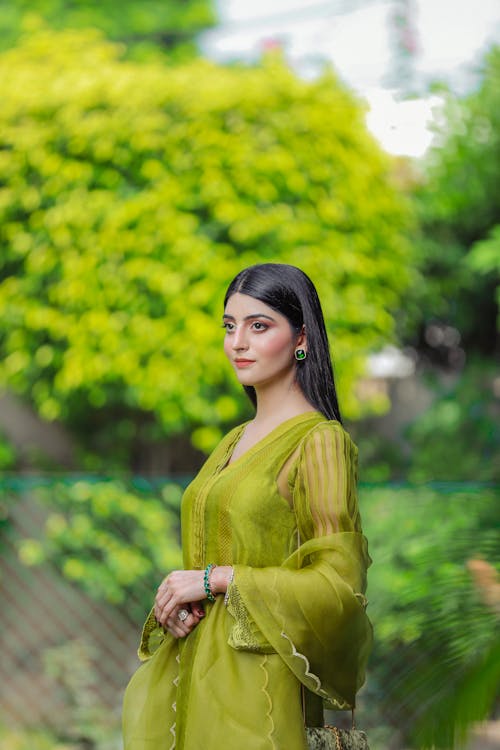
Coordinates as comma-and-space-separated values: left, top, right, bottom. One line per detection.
123, 263, 372, 750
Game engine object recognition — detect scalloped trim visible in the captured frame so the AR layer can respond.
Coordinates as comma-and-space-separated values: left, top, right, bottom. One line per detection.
271, 569, 331, 701
168, 652, 181, 749
280, 630, 323, 694
168, 721, 176, 750
280, 630, 351, 710
260, 655, 276, 749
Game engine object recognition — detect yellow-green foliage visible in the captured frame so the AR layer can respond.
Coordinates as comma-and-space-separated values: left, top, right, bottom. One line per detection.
17, 478, 183, 620
0, 2, 215, 55
0, 28, 412, 463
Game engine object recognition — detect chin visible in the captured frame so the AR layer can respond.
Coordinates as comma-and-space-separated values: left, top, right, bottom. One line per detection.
234, 372, 256, 386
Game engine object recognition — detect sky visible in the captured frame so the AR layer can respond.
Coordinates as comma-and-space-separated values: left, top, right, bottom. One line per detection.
201, 0, 500, 156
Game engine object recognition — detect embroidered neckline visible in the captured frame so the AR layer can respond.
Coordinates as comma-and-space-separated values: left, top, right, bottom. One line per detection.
221, 412, 324, 472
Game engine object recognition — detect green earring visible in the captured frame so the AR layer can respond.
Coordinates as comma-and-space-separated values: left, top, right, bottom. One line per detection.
295, 349, 307, 361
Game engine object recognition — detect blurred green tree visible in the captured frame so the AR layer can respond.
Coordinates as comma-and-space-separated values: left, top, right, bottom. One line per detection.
0, 1, 216, 58
0, 28, 412, 469
355, 361, 500, 484
405, 46, 500, 355
364, 484, 500, 749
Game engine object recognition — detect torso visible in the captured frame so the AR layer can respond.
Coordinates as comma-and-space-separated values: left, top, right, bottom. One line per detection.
180, 411, 328, 570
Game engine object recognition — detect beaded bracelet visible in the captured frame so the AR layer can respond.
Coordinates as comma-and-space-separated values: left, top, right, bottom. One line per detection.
203, 563, 217, 602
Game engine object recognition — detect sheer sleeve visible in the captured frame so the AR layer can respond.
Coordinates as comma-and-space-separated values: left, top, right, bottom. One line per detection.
292, 421, 362, 538
226, 421, 372, 709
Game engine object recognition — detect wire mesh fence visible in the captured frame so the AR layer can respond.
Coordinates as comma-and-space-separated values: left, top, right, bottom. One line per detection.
0, 492, 140, 744
0, 477, 174, 748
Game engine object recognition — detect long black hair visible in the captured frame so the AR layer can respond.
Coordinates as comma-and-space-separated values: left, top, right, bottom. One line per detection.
224, 263, 342, 423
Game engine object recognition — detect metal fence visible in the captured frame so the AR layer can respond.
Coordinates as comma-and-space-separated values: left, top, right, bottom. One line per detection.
0, 485, 144, 746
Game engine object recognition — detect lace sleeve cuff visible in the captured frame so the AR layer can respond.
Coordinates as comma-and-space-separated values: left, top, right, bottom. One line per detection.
225, 574, 276, 654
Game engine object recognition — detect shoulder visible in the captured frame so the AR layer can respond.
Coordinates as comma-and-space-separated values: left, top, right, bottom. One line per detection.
297, 419, 358, 457
287, 420, 357, 491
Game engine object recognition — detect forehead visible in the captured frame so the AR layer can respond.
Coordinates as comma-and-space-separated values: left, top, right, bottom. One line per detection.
224, 292, 283, 320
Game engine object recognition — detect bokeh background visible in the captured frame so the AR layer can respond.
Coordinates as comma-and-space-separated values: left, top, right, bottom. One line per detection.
0, 1, 499, 748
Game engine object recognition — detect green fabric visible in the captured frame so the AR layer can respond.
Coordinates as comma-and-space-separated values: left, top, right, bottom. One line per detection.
123, 412, 373, 750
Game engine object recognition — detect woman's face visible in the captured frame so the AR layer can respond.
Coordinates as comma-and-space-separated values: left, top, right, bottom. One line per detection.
223, 292, 303, 389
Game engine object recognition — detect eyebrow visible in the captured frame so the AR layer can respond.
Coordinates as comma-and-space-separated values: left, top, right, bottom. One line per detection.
222, 313, 276, 322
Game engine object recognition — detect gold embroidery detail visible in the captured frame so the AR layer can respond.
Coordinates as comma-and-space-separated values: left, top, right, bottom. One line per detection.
226, 580, 276, 653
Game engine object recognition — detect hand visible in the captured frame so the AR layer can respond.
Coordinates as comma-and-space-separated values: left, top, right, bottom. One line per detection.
154, 569, 206, 627
154, 566, 234, 629
162, 602, 205, 639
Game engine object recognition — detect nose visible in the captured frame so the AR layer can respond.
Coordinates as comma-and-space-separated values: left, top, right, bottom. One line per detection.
231, 326, 249, 351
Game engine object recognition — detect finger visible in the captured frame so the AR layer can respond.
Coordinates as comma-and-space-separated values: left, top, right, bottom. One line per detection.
158, 605, 176, 628
173, 605, 192, 629
154, 590, 163, 619
191, 603, 205, 618
156, 601, 172, 627
155, 585, 173, 612
168, 612, 199, 637
162, 604, 189, 630
166, 617, 190, 638
161, 596, 184, 622
183, 613, 198, 631
155, 578, 170, 601
154, 599, 165, 622
165, 625, 184, 639
155, 587, 175, 621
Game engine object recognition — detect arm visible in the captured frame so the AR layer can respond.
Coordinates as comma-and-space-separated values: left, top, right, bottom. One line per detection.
226, 422, 372, 708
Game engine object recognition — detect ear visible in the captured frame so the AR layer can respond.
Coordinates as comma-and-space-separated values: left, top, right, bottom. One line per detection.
295, 325, 307, 352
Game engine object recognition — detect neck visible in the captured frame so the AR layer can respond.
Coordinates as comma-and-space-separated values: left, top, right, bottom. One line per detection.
252, 376, 315, 426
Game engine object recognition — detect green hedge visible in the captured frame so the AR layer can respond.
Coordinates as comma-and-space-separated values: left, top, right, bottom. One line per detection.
0, 28, 413, 468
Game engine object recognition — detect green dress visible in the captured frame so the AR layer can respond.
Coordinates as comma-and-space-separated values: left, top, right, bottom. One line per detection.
123, 412, 372, 750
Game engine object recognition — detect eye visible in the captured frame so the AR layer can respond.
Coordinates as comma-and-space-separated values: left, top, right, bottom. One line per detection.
251, 321, 268, 332
222, 322, 235, 333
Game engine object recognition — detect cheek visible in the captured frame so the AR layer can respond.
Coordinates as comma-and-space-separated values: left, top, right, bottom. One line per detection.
258, 330, 294, 358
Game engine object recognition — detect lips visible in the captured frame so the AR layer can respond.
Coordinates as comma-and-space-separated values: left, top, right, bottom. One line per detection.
234, 359, 255, 368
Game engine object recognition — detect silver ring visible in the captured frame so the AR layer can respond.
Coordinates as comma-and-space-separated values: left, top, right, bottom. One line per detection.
177, 609, 189, 622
